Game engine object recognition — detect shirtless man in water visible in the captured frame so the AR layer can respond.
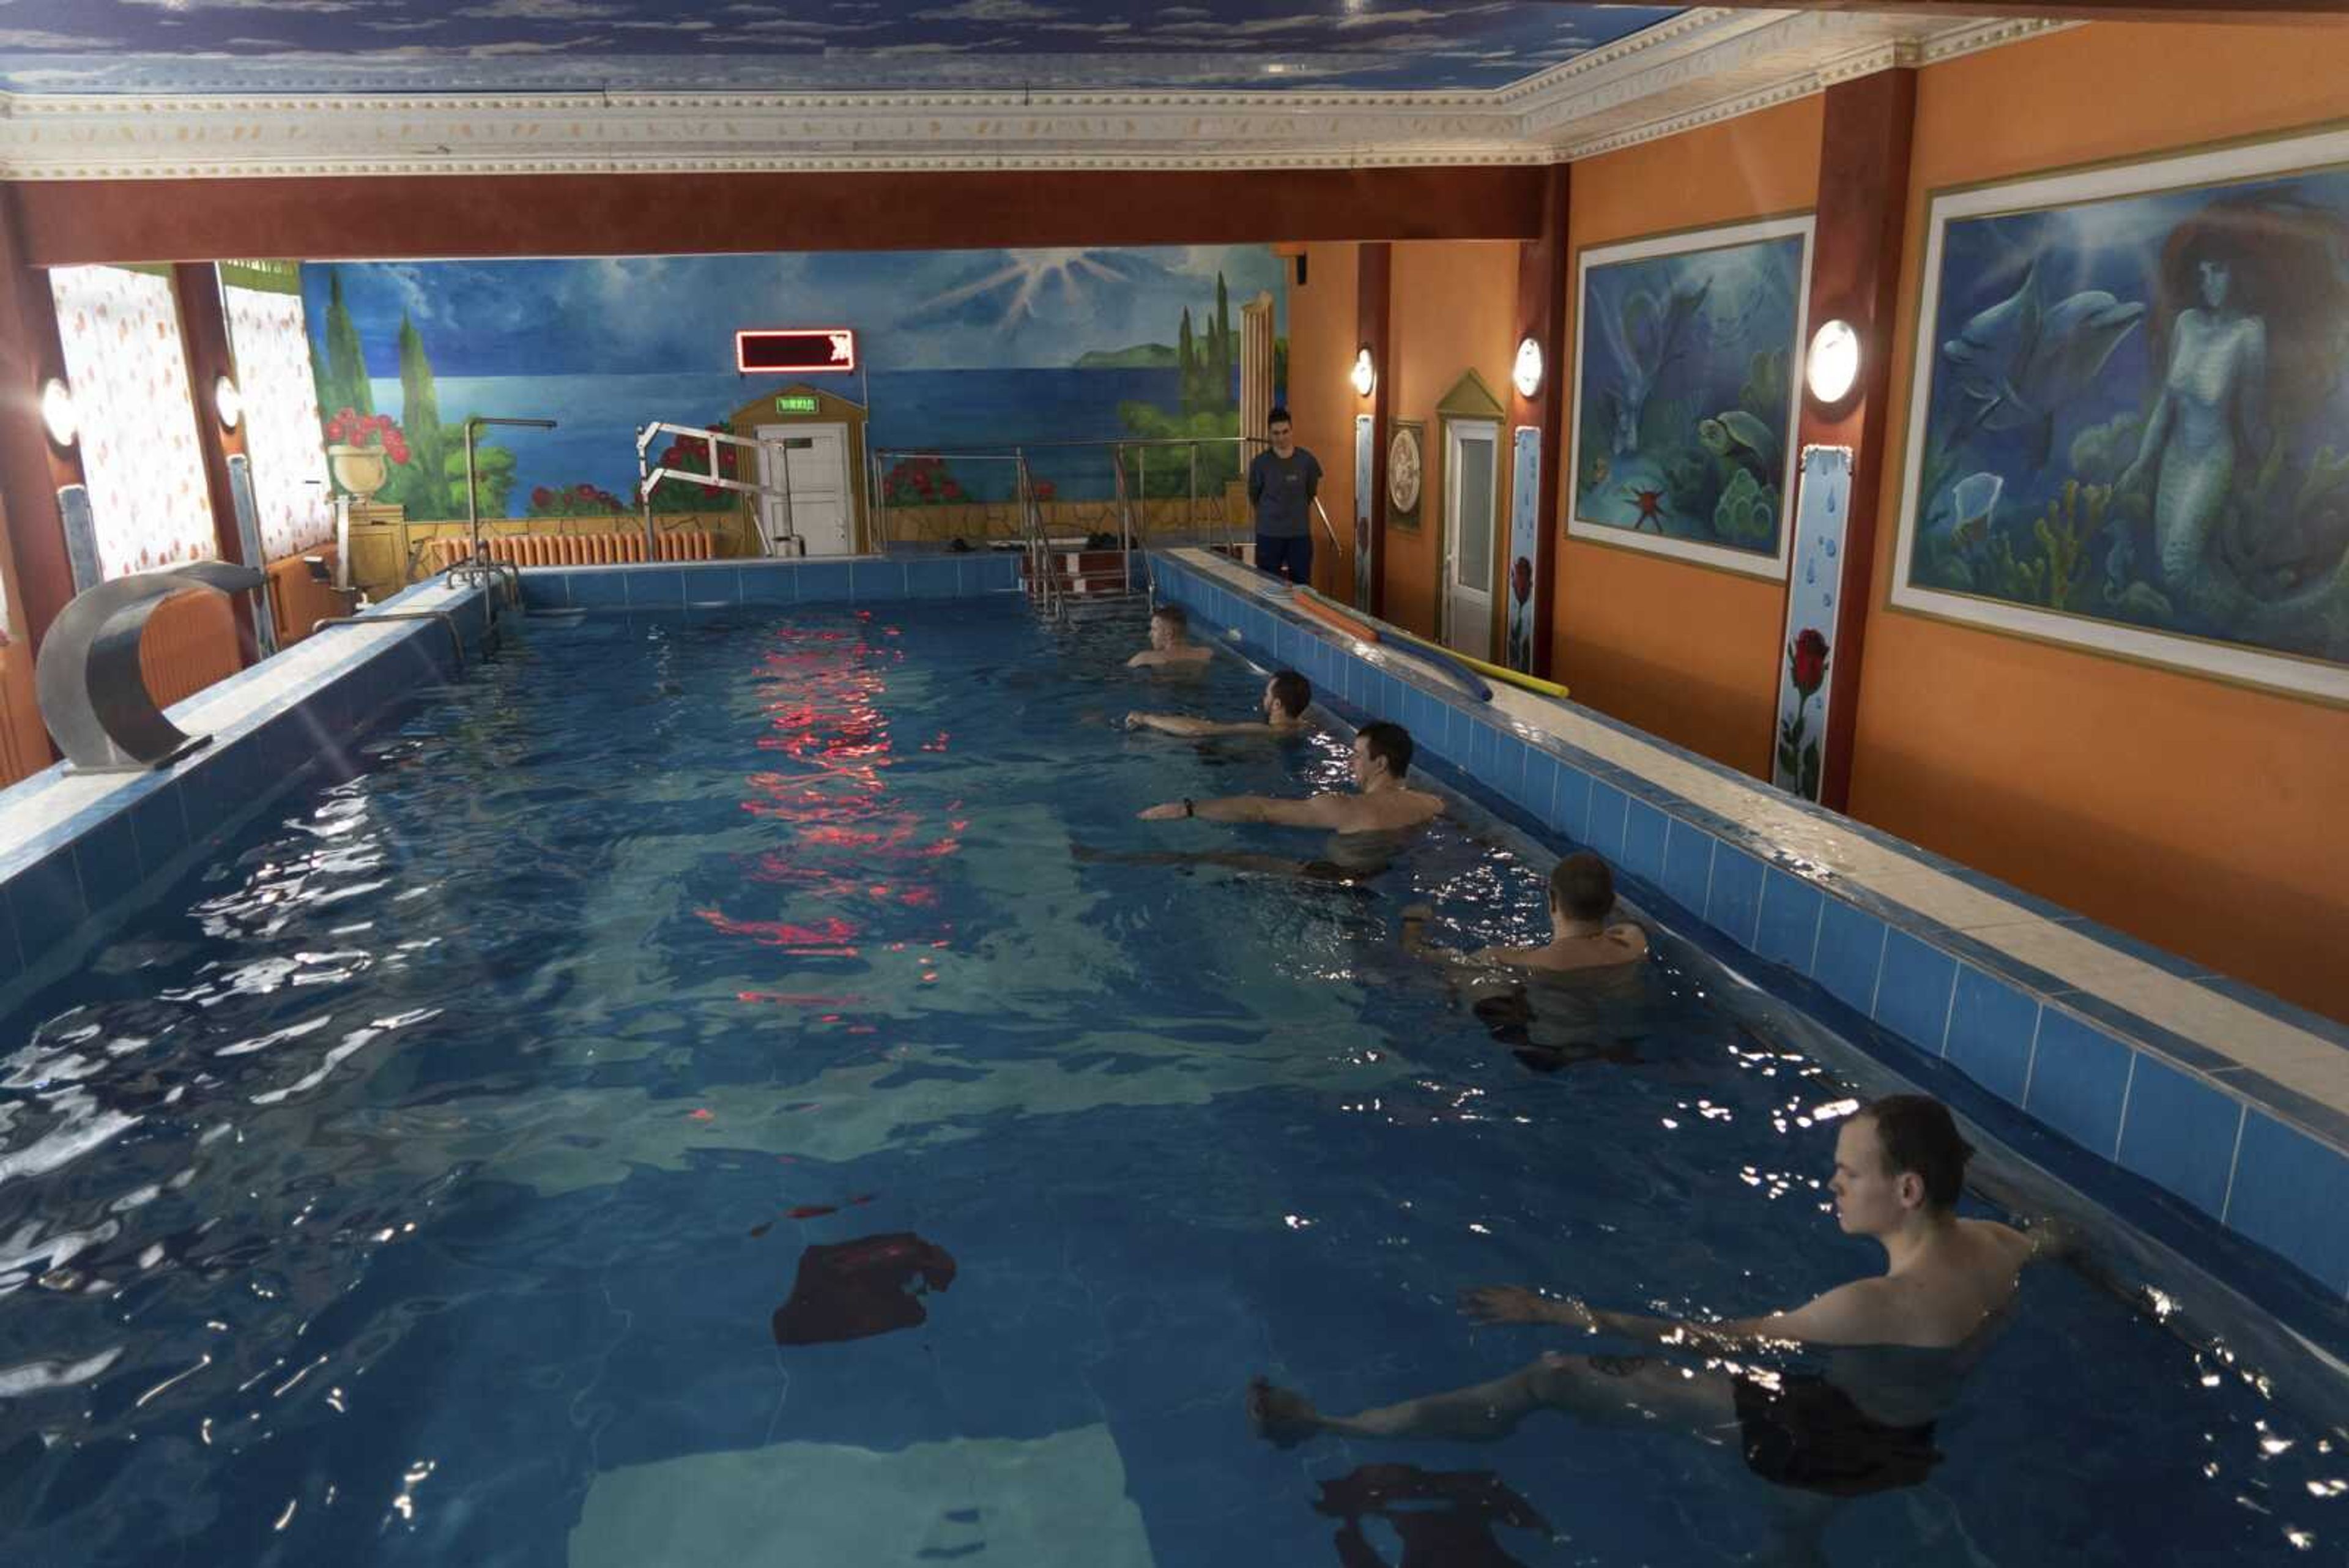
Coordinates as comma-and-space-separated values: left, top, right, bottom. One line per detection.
1138, 721, 1439, 834
1250, 1095, 2071, 1503
1401, 852, 1649, 1069
1127, 604, 1215, 669
1401, 851, 1647, 975
1127, 669, 1311, 740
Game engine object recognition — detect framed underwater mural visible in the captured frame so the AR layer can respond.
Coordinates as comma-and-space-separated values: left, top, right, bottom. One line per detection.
1893, 126, 2349, 702
1567, 215, 1813, 579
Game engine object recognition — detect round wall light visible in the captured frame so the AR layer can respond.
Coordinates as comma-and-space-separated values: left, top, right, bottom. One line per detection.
1806, 319, 1861, 404
1349, 347, 1377, 399
39, 377, 77, 448
1512, 336, 1545, 399
213, 374, 244, 431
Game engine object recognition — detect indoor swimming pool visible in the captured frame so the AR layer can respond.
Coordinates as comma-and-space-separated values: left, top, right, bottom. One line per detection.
0, 599, 2340, 1566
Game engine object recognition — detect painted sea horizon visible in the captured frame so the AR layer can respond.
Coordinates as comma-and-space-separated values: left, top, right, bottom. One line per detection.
360, 366, 1223, 508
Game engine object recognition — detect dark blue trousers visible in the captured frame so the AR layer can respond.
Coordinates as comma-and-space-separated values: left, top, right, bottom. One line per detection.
1256, 533, 1314, 585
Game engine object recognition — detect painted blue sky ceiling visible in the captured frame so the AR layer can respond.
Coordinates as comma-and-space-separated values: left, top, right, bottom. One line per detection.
0, 1, 1680, 95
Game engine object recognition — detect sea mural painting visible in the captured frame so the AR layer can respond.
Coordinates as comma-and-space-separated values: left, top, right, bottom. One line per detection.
1894, 127, 2349, 700
298, 246, 1286, 520
1567, 216, 1812, 579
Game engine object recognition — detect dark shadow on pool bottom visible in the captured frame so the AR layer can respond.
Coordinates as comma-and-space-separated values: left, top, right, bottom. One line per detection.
1315, 1463, 1554, 1567
773, 1232, 960, 1345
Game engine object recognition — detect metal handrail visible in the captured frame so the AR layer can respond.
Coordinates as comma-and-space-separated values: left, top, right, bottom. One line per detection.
310, 609, 466, 672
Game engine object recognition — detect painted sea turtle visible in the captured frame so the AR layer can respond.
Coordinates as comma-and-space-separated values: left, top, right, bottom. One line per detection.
1697, 410, 1779, 482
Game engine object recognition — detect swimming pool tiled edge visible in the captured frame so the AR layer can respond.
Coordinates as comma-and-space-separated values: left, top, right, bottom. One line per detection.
513, 551, 1022, 611
0, 553, 1022, 1006
1151, 549, 2349, 1306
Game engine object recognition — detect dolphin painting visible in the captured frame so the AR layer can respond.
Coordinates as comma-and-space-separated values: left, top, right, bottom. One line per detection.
1940, 259, 2147, 472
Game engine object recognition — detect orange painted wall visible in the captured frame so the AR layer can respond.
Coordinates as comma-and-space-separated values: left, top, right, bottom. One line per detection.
1551, 97, 1823, 778
1286, 243, 1359, 604
1383, 240, 1518, 640
1851, 22, 2349, 1019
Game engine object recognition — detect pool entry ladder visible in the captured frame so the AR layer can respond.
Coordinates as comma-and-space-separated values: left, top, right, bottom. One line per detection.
636, 422, 824, 559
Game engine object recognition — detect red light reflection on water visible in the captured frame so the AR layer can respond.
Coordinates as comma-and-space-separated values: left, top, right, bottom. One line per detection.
697, 622, 962, 1011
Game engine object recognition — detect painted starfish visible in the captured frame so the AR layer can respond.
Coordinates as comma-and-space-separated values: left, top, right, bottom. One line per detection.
1624, 485, 1668, 533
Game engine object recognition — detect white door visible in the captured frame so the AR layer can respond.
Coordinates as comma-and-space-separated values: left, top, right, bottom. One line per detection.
755, 422, 853, 557
1443, 419, 1499, 662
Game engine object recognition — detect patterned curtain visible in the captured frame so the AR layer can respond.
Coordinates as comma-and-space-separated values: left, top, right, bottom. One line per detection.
50, 265, 218, 579
223, 267, 332, 560
50, 264, 216, 580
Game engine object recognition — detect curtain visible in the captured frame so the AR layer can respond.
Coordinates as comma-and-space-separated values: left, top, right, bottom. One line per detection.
223, 270, 333, 560
50, 264, 215, 579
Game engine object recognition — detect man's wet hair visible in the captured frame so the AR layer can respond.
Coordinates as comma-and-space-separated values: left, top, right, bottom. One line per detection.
1357, 721, 1413, 779
1548, 852, 1616, 922
1269, 669, 1312, 719
1151, 604, 1188, 633
1860, 1095, 1975, 1211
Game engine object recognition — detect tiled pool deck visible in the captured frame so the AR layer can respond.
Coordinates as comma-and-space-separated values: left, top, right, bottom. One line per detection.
1154, 547, 2349, 1306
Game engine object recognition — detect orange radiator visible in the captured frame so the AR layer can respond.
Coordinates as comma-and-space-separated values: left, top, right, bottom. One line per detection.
415, 531, 719, 574
0, 639, 49, 787
266, 545, 353, 647
140, 588, 243, 712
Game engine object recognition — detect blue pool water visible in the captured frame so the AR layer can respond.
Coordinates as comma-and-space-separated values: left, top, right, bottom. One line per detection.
0, 602, 2339, 1565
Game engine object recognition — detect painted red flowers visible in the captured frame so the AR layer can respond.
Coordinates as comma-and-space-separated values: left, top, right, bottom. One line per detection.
324, 408, 410, 466
1788, 627, 1830, 697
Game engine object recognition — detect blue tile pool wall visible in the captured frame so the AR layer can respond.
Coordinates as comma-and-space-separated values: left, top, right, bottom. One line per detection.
1149, 551, 2349, 1302
0, 603, 477, 1000
516, 551, 1022, 611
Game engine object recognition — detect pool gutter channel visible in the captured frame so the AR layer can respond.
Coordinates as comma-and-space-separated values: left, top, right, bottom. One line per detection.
1157, 545, 2349, 1360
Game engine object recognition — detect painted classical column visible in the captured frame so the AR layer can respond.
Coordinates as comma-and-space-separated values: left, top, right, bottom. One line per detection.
0, 199, 83, 658
172, 262, 261, 664
1791, 69, 1917, 812
1510, 163, 1571, 680
1357, 242, 1392, 619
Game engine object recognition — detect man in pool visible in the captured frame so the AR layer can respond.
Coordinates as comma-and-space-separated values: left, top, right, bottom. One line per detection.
1400, 851, 1650, 1070
1128, 604, 1215, 669
1249, 1095, 2071, 1503
1091, 722, 1438, 886
1139, 721, 1439, 836
1127, 669, 1312, 739
1400, 851, 1647, 975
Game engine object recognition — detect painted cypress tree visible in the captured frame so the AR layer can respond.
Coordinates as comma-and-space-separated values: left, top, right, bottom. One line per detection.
390, 313, 448, 516
1212, 271, 1233, 409
321, 268, 373, 422
1178, 307, 1198, 412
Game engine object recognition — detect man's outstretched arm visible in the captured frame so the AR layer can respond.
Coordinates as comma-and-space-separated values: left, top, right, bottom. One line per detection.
1459, 1280, 1898, 1353
1139, 793, 1344, 827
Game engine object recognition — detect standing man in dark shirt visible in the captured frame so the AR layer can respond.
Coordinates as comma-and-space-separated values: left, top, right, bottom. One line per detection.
1247, 406, 1323, 586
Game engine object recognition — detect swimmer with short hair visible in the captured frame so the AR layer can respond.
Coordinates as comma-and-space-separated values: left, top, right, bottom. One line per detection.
1127, 603, 1215, 668
1401, 850, 1648, 975
1127, 669, 1312, 738
1138, 720, 1438, 835
1250, 1095, 2073, 1506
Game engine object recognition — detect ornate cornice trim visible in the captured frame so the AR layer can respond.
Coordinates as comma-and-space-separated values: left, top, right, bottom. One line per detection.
0, 13, 2069, 182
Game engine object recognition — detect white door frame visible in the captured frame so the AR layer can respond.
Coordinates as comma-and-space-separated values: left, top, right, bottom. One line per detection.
755, 422, 852, 556
1442, 417, 1500, 661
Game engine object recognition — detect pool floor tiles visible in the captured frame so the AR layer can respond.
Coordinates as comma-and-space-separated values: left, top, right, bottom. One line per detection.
1150, 549, 2349, 1302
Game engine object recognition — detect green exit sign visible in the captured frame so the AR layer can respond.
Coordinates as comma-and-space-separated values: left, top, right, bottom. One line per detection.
775, 394, 820, 414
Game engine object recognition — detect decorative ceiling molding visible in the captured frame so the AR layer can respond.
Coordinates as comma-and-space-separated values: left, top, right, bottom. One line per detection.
0, 11, 2068, 182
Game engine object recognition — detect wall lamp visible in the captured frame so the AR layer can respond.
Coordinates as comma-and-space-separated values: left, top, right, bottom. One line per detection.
1512, 336, 1545, 399
213, 374, 243, 431
1349, 347, 1376, 399
39, 377, 77, 448
1806, 319, 1861, 405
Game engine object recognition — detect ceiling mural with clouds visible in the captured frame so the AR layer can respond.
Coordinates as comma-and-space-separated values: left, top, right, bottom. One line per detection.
0, 1, 1679, 95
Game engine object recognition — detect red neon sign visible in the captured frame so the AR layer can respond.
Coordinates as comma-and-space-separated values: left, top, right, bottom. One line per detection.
736, 327, 858, 374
